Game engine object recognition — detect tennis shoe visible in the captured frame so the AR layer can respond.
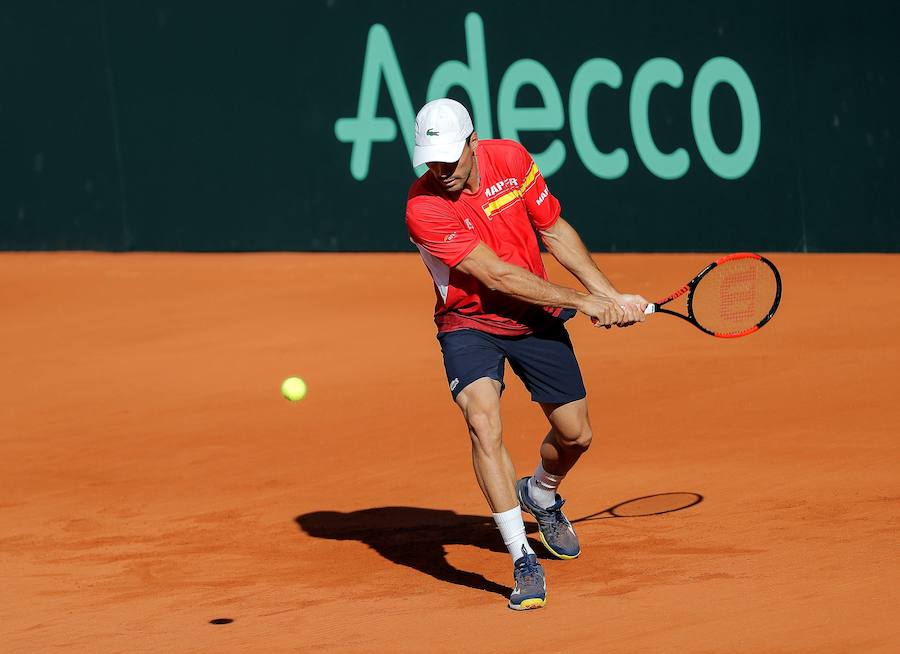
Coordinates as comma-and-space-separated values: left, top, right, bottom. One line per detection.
508, 546, 546, 611
516, 476, 581, 559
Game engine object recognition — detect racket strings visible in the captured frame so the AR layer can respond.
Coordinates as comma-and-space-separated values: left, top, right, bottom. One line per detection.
691, 258, 779, 335
718, 266, 759, 322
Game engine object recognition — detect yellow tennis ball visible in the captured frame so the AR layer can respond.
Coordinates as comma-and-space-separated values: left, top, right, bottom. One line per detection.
280, 377, 307, 402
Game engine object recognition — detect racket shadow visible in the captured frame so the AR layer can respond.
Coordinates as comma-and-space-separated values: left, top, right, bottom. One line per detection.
572, 492, 704, 523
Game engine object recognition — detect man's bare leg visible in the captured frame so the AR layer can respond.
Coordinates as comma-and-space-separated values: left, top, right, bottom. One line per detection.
454, 377, 517, 513
455, 377, 546, 610
538, 398, 593, 479
514, 398, 593, 560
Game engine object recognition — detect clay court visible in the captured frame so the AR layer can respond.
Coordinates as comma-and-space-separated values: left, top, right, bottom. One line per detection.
2, 252, 898, 652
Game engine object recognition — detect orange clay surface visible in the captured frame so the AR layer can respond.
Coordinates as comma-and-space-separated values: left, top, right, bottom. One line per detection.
2, 252, 899, 653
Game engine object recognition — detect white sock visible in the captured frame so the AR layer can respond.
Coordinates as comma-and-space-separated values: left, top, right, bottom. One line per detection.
492, 506, 534, 562
528, 463, 564, 509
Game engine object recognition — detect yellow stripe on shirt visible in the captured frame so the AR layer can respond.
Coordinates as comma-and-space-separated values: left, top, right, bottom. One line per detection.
482, 189, 521, 215
520, 162, 540, 193
481, 163, 541, 217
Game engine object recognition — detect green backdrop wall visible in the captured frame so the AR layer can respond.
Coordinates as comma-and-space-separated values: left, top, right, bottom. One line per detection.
1, 1, 898, 251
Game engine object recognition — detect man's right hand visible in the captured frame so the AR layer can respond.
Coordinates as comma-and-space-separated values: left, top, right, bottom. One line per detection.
578, 294, 625, 328
579, 293, 650, 328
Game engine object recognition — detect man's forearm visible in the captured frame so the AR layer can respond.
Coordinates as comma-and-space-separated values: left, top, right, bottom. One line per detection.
541, 217, 620, 298
485, 261, 587, 310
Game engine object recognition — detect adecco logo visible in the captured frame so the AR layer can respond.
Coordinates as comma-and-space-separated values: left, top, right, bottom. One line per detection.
336, 13, 761, 182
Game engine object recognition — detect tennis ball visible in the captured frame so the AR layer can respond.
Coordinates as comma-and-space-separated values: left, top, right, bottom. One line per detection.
280, 377, 307, 402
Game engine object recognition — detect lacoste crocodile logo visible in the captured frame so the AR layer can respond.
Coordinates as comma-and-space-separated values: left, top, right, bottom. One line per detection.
426, 128, 440, 136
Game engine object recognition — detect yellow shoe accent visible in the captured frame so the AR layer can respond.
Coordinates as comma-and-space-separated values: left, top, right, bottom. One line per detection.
539, 531, 580, 560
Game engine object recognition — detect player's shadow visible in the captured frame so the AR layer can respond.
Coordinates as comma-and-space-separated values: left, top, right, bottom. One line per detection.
295, 492, 702, 598
296, 507, 515, 596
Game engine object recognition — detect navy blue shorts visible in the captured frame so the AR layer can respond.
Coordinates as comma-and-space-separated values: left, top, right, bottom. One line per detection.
437, 320, 586, 405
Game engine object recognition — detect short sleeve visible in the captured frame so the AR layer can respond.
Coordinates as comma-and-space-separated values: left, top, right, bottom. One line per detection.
406, 197, 479, 267
513, 145, 561, 231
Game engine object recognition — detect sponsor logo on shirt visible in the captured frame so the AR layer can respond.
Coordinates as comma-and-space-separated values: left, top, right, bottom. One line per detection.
450, 378, 459, 391
484, 177, 519, 198
464, 218, 474, 230
535, 187, 550, 206
478, 164, 546, 219
444, 231, 457, 242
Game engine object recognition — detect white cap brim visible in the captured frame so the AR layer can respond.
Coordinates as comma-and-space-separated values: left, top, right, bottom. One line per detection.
412, 139, 466, 167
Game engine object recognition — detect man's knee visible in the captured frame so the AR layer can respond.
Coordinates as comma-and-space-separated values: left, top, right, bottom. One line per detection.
456, 378, 504, 455
557, 421, 592, 452
543, 398, 593, 452
466, 409, 503, 454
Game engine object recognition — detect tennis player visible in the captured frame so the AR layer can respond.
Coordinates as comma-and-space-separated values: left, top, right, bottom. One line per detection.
405, 98, 648, 610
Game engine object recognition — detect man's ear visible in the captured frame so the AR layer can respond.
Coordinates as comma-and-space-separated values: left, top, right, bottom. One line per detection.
469, 131, 479, 151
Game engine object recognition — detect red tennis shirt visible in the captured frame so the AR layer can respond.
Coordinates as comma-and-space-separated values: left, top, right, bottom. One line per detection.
406, 139, 565, 336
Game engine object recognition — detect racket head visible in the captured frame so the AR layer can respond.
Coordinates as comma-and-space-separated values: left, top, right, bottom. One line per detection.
686, 253, 782, 338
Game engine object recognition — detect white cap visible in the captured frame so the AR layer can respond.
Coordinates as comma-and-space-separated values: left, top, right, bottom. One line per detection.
412, 98, 474, 167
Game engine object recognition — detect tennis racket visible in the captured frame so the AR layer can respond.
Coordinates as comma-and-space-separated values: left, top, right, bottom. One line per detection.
643, 252, 782, 338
